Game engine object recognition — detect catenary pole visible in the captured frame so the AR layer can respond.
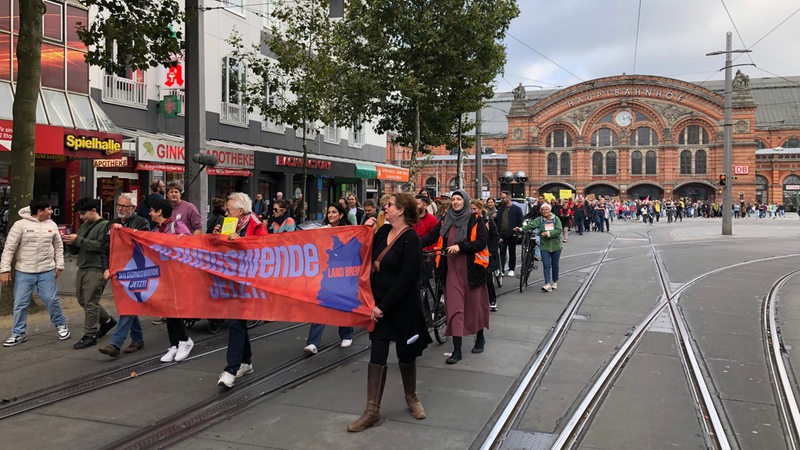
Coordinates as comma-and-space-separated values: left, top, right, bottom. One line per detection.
184, 0, 208, 228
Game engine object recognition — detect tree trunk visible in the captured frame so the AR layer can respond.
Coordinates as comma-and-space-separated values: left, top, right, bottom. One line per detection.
1, 0, 44, 315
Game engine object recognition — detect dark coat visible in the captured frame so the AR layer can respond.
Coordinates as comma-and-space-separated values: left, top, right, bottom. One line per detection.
370, 225, 431, 355
420, 212, 488, 289
494, 202, 523, 237
486, 213, 500, 272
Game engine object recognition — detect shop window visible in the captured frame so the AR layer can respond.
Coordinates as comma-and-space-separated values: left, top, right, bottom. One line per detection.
680, 150, 692, 174
630, 127, 658, 146
0, 81, 10, 120
43, 1, 62, 43
560, 153, 570, 176
784, 138, 800, 148
547, 152, 557, 175
592, 152, 603, 175
645, 150, 657, 174
68, 93, 97, 130
546, 129, 572, 147
605, 151, 617, 175
678, 125, 709, 145
631, 150, 642, 175
695, 150, 707, 174
42, 89, 74, 128
590, 128, 618, 147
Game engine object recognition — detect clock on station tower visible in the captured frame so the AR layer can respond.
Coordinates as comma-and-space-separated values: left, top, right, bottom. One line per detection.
615, 111, 633, 127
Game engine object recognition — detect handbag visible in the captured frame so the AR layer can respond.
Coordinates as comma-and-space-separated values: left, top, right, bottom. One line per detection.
372, 226, 410, 274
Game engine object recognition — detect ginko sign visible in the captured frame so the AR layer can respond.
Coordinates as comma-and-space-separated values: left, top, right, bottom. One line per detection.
733, 165, 749, 175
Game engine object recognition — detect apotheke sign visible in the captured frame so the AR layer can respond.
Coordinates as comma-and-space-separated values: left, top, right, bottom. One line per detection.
136, 137, 253, 169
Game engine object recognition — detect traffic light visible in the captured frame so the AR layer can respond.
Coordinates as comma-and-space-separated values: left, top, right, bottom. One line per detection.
719, 174, 727, 186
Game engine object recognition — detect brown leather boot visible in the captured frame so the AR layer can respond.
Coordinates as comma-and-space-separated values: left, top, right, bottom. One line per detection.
399, 362, 426, 419
347, 363, 387, 432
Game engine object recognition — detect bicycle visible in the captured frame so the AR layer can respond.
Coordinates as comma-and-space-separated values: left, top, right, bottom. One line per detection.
420, 251, 448, 344
516, 228, 538, 292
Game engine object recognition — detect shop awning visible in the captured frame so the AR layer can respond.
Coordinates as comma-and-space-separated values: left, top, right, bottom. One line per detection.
355, 163, 377, 179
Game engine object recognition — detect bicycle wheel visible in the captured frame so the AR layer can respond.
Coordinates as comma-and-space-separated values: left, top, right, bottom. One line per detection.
246, 320, 263, 329
419, 286, 434, 329
519, 244, 533, 292
432, 291, 448, 344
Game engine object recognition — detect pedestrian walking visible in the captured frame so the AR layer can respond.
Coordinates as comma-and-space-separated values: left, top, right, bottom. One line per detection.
348, 192, 432, 432
215, 193, 268, 388
518, 203, 563, 292
62, 198, 116, 350
494, 190, 523, 277
1, 199, 69, 346
98, 193, 151, 358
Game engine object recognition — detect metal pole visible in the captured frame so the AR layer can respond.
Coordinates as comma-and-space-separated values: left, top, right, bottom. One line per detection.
184, 0, 208, 228
722, 32, 733, 235
475, 107, 483, 199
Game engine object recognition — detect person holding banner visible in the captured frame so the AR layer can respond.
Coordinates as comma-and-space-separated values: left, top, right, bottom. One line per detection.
304, 203, 355, 355
420, 189, 490, 365
348, 192, 431, 432
215, 192, 269, 388
148, 198, 196, 363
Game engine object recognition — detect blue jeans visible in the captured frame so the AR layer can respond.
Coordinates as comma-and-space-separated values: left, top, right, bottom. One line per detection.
225, 319, 251, 375
306, 324, 353, 348
541, 250, 561, 285
12, 269, 66, 336
110, 315, 143, 349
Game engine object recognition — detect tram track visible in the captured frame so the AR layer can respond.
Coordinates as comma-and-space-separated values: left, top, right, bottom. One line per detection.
478, 227, 800, 450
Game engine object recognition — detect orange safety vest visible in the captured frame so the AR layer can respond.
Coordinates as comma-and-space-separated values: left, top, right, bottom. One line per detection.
433, 214, 489, 269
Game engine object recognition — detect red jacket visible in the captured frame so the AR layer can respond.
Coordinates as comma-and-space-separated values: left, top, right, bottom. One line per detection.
414, 212, 439, 250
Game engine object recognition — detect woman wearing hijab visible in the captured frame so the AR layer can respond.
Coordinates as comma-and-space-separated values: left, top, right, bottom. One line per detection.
420, 190, 490, 364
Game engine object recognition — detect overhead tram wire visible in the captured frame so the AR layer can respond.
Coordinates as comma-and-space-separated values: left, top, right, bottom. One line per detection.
632, 0, 642, 75
507, 32, 585, 84
719, 0, 756, 67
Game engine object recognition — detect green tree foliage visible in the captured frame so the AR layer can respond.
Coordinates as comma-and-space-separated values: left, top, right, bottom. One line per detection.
334, 0, 519, 190
230, 0, 344, 210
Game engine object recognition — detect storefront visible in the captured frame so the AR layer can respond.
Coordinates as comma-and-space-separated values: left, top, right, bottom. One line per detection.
0, 119, 123, 227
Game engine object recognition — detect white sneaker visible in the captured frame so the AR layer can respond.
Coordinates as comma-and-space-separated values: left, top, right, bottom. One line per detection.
57, 325, 70, 340
551, 282, 558, 290
174, 338, 194, 362
507, 270, 515, 277
160, 346, 178, 362
3, 334, 26, 347
304, 344, 318, 355
340, 339, 353, 348
218, 371, 236, 388
541, 283, 552, 292
236, 363, 254, 378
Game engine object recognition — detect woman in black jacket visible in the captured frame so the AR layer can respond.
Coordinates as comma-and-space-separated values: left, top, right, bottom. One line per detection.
472, 199, 499, 311
420, 189, 490, 365
348, 192, 431, 432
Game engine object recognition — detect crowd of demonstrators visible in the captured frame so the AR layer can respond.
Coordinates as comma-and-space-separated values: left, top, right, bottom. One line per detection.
149, 198, 195, 363
304, 202, 355, 355
98, 194, 151, 358
63, 198, 116, 350
1, 198, 69, 347
421, 189, 490, 365
495, 190, 523, 277
215, 192, 268, 388
349, 192, 431, 432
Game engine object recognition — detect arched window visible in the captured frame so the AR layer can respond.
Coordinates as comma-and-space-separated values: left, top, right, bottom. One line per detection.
695, 150, 707, 174
755, 140, 766, 149
547, 153, 558, 175
630, 127, 659, 146
678, 125, 709, 145
547, 129, 572, 147
425, 177, 438, 194
605, 152, 617, 175
560, 153, 571, 176
645, 150, 657, 174
784, 174, 800, 185
448, 177, 459, 191
592, 152, 603, 175
590, 128, 618, 147
631, 150, 642, 175
784, 138, 800, 148
680, 150, 692, 174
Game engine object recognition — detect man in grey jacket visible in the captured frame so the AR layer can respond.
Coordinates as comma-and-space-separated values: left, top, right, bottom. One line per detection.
0, 199, 69, 346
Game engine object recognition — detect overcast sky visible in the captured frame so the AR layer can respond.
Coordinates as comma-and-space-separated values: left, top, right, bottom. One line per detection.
495, 0, 800, 92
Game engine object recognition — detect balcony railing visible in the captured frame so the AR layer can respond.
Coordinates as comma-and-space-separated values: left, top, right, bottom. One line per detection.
102, 74, 147, 108
220, 101, 248, 126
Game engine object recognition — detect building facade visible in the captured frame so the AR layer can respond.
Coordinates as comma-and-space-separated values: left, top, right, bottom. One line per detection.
409, 73, 800, 209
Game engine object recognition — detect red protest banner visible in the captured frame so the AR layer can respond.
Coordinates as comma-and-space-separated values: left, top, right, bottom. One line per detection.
109, 226, 376, 330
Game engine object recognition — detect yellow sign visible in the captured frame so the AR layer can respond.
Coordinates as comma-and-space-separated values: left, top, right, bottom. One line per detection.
559, 189, 573, 200
220, 217, 238, 235
543, 193, 555, 202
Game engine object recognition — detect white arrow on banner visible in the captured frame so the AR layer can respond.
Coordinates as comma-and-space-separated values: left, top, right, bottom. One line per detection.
0, 139, 10, 152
